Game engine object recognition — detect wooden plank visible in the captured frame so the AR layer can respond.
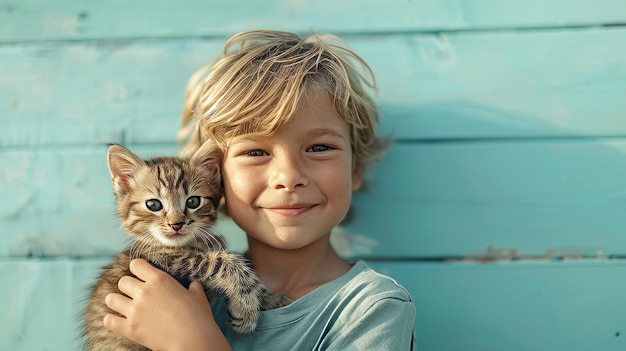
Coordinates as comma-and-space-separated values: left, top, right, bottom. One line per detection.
0, 40, 224, 148
370, 260, 626, 351
345, 140, 626, 258
369, 27, 626, 140
0, 258, 110, 350
2, 258, 625, 350
0, 144, 248, 257
3, 28, 626, 148
0, 145, 164, 257
3, 140, 626, 258
1, 0, 624, 42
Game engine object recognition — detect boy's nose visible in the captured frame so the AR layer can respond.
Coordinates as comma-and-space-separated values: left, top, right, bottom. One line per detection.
269, 154, 309, 191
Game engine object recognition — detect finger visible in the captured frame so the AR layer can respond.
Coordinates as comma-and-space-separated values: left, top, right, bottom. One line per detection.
105, 292, 131, 316
189, 281, 206, 297
102, 312, 127, 333
117, 275, 144, 297
129, 258, 162, 281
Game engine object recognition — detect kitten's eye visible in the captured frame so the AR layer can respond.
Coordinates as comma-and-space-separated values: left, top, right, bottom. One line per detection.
145, 199, 163, 212
186, 196, 201, 209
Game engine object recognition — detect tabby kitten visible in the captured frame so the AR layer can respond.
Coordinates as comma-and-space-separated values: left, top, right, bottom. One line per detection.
83, 142, 291, 351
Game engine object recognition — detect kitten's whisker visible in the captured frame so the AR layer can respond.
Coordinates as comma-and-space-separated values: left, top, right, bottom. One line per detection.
130, 231, 155, 259
205, 227, 223, 249
188, 232, 200, 256
129, 238, 142, 259
148, 234, 164, 263
194, 229, 212, 250
194, 228, 218, 256
139, 233, 153, 255
194, 227, 210, 247
198, 227, 225, 251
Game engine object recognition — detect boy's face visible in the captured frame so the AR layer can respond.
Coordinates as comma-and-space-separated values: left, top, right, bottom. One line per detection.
222, 90, 361, 251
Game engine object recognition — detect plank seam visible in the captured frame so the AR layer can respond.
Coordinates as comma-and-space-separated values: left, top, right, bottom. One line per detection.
0, 23, 625, 46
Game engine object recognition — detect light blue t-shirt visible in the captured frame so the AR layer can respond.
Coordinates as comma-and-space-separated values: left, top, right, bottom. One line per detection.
212, 260, 416, 350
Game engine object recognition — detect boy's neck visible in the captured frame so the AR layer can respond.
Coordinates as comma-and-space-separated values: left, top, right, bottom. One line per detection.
245, 234, 351, 300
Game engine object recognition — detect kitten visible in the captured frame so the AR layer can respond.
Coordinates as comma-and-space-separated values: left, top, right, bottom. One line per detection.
83, 142, 291, 351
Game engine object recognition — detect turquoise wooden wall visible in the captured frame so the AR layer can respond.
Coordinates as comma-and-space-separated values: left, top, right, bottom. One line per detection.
2, 1, 626, 350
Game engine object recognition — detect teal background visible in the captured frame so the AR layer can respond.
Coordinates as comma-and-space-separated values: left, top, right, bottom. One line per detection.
2, 1, 626, 349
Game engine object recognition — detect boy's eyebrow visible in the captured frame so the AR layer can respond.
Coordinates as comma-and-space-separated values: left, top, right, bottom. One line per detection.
306, 128, 347, 140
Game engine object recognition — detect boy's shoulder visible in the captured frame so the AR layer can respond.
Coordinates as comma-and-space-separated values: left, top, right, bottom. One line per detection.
340, 260, 413, 304
321, 260, 415, 333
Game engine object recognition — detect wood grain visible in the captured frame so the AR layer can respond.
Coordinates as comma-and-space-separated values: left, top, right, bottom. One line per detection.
3, 28, 626, 148
1, 0, 624, 42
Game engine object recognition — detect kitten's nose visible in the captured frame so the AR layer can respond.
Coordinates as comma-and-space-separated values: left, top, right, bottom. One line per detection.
170, 222, 184, 231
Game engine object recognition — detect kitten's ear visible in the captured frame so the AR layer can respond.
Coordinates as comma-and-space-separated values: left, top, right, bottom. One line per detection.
189, 140, 221, 185
107, 144, 145, 194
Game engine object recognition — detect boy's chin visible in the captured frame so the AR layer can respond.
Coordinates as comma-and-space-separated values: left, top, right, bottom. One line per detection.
249, 231, 332, 252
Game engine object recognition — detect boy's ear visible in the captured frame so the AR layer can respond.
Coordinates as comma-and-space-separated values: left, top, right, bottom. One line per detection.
190, 140, 221, 186
107, 144, 145, 194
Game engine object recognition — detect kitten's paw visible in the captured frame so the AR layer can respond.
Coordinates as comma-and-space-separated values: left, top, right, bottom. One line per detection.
227, 294, 261, 333
229, 313, 258, 334
262, 293, 293, 310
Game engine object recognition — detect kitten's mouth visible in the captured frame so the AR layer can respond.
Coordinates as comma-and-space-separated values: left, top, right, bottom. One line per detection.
171, 232, 185, 237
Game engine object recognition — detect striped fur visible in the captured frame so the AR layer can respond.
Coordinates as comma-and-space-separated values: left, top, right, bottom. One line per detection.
83, 143, 291, 351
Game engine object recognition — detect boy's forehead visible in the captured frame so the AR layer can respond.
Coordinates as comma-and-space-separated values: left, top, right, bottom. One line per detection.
234, 90, 348, 133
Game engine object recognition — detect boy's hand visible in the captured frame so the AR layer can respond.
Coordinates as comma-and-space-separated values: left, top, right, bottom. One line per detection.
103, 258, 231, 351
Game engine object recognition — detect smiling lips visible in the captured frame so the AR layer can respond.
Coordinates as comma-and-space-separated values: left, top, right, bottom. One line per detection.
265, 204, 317, 216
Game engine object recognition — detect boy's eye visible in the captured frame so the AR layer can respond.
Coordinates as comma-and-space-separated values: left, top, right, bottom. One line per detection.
307, 144, 333, 152
145, 199, 163, 212
244, 150, 268, 157
186, 196, 201, 209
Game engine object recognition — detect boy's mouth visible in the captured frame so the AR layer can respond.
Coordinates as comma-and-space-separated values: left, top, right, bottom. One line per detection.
265, 204, 317, 216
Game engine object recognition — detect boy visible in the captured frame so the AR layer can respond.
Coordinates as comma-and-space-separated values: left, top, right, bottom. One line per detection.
104, 29, 416, 350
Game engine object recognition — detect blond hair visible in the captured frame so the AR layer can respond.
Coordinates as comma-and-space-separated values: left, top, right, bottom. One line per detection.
178, 30, 387, 173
